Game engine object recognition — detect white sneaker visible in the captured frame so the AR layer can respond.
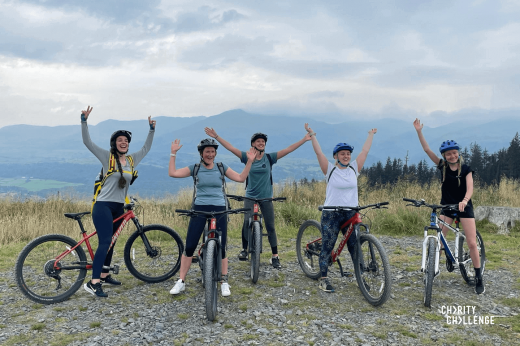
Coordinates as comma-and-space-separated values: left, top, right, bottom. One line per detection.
221, 282, 231, 297
169, 279, 185, 295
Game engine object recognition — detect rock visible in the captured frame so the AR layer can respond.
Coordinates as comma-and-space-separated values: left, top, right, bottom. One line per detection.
474, 206, 520, 234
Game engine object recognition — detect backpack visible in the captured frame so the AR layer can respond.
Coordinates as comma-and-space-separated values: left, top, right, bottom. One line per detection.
92, 153, 138, 211
192, 162, 229, 210
245, 153, 273, 189
327, 164, 356, 183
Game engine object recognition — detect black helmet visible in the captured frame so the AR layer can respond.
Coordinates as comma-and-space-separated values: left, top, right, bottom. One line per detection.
110, 130, 132, 147
197, 138, 219, 152
251, 132, 268, 145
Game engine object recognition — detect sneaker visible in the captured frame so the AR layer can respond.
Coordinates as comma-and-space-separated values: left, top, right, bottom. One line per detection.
169, 279, 185, 295
84, 280, 108, 298
238, 249, 248, 261
270, 256, 281, 269
101, 275, 121, 286
319, 278, 334, 293
221, 282, 231, 297
475, 276, 485, 295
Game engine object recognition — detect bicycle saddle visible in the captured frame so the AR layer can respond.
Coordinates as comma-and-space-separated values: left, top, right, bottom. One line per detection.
64, 211, 91, 220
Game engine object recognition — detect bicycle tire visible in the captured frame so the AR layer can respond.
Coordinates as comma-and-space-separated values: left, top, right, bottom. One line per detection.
204, 239, 218, 321
15, 234, 88, 304
250, 221, 261, 283
353, 233, 392, 306
124, 224, 184, 283
296, 220, 322, 280
458, 230, 485, 285
424, 237, 436, 308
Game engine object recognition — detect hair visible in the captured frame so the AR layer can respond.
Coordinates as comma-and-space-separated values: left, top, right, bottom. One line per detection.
111, 147, 126, 189
440, 153, 464, 186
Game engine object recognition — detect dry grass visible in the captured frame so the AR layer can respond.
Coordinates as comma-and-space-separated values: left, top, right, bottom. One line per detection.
2, 177, 520, 245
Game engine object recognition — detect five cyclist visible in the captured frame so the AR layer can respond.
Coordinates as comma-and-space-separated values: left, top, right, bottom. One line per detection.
204, 127, 312, 269
413, 118, 485, 294
305, 123, 377, 293
81, 106, 156, 298
168, 138, 256, 297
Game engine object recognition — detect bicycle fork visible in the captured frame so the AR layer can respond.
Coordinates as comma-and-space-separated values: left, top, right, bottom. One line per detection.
248, 203, 263, 254
204, 218, 223, 282
421, 226, 441, 277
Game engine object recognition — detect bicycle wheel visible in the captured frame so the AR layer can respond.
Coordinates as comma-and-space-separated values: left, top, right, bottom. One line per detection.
353, 233, 392, 306
250, 221, 261, 283
458, 230, 485, 285
124, 224, 184, 283
424, 237, 436, 308
15, 234, 87, 304
296, 220, 322, 280
204, 240, 218, 321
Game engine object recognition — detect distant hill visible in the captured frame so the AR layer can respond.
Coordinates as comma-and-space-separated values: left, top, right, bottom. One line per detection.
1, 109, 519, 197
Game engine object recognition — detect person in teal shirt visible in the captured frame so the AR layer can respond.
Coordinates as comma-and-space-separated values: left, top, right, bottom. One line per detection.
204, 127, 312, 269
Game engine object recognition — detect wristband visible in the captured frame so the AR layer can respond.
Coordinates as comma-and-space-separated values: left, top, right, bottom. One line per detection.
170, 153, 176, 157
215, 135, 219, 139
309, 132, 316, 137
150, 123, 154, 130
81, 113, 87, 122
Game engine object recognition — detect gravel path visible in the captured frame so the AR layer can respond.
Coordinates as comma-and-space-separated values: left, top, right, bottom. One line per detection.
1, 235, 518, 346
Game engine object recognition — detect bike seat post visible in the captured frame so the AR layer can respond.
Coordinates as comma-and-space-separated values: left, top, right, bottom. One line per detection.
77, 218, 88, 234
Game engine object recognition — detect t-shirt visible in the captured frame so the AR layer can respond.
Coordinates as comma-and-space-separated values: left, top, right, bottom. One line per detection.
438, 160, 474, 206
189, 163, 229, 206
240, 151, 278, 199
324, 161, 359, 207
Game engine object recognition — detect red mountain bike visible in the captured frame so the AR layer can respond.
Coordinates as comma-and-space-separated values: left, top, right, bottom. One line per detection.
296, 202, 391, 306
15, 197, 184, 304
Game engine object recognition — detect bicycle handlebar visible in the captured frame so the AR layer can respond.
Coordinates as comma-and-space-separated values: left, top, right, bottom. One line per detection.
318, 202, 389, 212
402, 197, 459, 211
227, 194, 286, 203
175, 207, 251, 217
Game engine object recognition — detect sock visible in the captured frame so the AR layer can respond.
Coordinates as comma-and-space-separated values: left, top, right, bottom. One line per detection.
474, 267, 481, 279
271, 246, 278, 255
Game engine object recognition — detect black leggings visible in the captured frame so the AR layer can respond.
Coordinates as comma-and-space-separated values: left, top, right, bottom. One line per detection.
185, 205, 228, 258
91, 201, 124, 279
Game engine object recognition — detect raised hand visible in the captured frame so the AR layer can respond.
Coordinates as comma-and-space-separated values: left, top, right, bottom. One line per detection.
148, 116, 156, 130
171, 139, 182, 153
304, 123, 313, 133
246, 147, 257, 161
413, 118, 423, 131
204, 127, 218, 139
81, 106, 93, 120
368, 128, 377, 135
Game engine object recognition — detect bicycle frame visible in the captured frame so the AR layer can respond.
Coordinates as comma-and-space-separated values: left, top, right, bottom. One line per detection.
331, 213, 363, 262
53, 209, 141, 271
420, 212, 464, 277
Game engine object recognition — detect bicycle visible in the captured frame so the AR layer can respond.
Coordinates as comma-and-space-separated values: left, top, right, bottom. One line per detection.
403, 198, 486, 307
15, 197, 184, 305
227, 194, 286, 283
175, 207, 250, 322
296, 202, 391, 306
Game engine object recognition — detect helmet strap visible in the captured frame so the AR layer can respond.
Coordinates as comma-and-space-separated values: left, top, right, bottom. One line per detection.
253, 146, 264, 153
336, 158, 349, 167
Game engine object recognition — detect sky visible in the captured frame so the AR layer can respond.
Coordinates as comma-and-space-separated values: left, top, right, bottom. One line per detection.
1, 0, 520, 127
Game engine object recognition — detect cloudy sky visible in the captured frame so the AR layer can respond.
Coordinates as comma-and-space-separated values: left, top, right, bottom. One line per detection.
1, 0, 519, 127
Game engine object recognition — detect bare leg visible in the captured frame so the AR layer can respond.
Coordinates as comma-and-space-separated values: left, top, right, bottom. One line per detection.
179, 255, 193, 281
460, 218, 481, 268
221, 258, 228, 277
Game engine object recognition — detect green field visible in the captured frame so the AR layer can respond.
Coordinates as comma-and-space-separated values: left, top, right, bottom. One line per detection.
0, 178, 83, 192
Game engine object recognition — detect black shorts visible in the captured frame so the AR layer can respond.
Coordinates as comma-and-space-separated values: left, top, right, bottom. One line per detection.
441, 204, 474, 219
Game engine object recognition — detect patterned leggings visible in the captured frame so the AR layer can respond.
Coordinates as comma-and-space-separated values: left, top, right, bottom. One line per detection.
319, 209, 357, 277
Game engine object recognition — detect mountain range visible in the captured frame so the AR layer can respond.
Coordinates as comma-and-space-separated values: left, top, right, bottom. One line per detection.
1, 109, 518, 197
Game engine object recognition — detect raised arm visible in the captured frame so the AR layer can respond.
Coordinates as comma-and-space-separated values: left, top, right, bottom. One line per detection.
224, 148, 256, 182
81, 105, 109, 164
168, 139, 191, 178
413, 118, 440, 165
355, 128, 377, 171
130, 116, 156, 166
305, 123, 328, 175
204, 127, 241, 158
276, 132, 312, 159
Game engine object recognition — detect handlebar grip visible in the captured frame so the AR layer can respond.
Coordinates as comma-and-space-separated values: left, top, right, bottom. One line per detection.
379, 201, 390, 206
234, 207, 252, 213
175, 209, 191, 213
318, 205, 323, 211
402, 198, 416, 202
274, 197, 287, 201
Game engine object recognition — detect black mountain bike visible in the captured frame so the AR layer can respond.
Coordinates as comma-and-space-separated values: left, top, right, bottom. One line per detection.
227, 194, 286, 283
175, 207, 250, 321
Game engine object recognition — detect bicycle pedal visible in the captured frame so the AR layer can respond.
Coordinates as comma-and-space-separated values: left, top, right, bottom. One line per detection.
112, 265, 120, 274
445, 258, 454, 272
342, 272, 354, 278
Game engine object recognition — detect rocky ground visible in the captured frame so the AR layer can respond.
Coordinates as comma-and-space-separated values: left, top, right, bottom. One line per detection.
1, 235, 519, 346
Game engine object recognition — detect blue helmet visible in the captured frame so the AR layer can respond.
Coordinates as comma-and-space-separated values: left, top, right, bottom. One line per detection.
439, 140, 459, 154
333, 143, 354, 156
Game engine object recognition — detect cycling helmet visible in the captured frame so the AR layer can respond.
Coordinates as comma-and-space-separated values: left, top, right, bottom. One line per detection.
251, 132, 268, 145
333, 143, 354, 156
110, 130, 132, 147
197, 138, 219, 152
439, 140, 459, 154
